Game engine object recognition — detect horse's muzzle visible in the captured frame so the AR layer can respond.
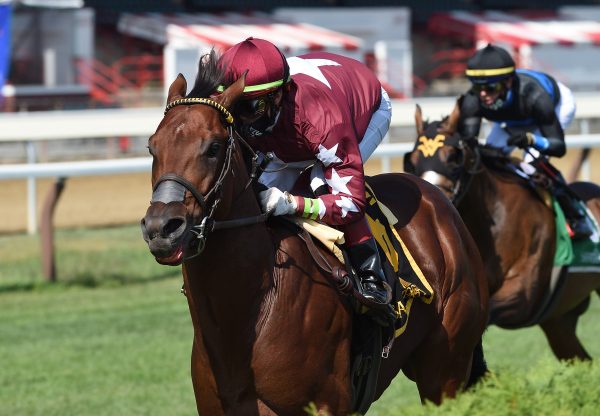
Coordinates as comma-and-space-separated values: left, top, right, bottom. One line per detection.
140, 201, 191, 265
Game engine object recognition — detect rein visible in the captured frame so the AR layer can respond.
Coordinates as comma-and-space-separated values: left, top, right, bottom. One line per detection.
449, 139, 483, 205
156, 97, 269, 257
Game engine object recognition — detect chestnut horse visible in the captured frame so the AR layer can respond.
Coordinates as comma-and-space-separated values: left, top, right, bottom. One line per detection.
405, 103, 600, 361
140, 55, 488, 415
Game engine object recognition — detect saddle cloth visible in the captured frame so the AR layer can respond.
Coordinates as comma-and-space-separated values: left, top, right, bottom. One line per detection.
293, 183, 434, 338
504, 161, 600, 268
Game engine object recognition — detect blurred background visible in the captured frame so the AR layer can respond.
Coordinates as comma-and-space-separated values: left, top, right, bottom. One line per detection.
2, 1, 600, 415
3, 0, 600, 234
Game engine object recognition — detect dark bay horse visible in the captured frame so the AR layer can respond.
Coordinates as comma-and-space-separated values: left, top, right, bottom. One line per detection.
140, 55, 489, 415
405, 102, 600, 361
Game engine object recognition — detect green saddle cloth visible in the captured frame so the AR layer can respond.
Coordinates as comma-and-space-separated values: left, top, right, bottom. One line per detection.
553, 198, 600, 267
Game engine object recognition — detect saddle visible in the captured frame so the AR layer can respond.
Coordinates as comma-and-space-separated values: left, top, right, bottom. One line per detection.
273, 180, 435, 415
278, 183, 434, 334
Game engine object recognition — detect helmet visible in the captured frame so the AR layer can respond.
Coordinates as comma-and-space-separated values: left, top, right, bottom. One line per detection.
218, 37, 290, 98
465, 44, 515, 84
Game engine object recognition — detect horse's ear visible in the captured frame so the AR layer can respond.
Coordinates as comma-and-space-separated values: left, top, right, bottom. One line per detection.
215, 70, 247, 109
167, 73, 187, 103
444, 99, 462, 134
415, 104, 424, 136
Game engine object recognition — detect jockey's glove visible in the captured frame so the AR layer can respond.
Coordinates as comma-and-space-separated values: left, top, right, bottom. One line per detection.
507, 132, 534, 149
259, 187, 298, 216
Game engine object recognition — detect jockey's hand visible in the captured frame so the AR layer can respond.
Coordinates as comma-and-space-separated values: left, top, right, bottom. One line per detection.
259, 187, 298, 216
507, 132, 534, 149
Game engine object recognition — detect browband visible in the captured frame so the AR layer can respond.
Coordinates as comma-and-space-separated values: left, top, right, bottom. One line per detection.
164, 97, 234, 125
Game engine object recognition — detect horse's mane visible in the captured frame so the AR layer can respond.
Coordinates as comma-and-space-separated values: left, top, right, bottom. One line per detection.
187, 49, 224, 99
184, 50, 260, 179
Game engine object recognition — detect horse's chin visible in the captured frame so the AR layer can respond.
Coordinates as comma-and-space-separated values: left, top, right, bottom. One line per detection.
155, 245, 184, 266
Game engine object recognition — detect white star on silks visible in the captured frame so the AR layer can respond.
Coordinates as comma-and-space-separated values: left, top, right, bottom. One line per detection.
317, 143, 342, 166
335, 196, 359, 218
287, 57, 341, 89
326, 168, 353, 195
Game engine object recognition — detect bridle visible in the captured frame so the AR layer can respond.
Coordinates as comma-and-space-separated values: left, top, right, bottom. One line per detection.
153, 97, 269, 257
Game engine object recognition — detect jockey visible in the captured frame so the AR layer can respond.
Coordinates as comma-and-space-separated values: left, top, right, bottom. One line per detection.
217, 37, 393, 305
458, 43, 591, 240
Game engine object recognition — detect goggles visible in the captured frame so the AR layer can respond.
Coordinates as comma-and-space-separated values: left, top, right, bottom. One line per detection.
471, 82, 503, 94
237, 96, 267, 119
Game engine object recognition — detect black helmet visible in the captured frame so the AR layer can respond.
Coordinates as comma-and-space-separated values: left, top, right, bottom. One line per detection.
465, 44, 515, 84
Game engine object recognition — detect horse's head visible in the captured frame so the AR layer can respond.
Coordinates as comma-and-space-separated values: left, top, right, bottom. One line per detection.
404, 102, 480, 203
140, 53, 249, 265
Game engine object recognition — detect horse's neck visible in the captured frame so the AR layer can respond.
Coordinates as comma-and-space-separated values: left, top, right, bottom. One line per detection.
459, 168, 552, 289
462, 167, 540, 228
183, 169, 274, 337
189, 178, 272, 292
458, 169, 499, 247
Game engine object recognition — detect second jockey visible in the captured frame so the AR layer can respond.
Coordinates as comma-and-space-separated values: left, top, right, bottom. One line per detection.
458, 43, 592, 240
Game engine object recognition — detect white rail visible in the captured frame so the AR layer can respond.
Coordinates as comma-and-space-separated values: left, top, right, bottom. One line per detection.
2, 138, 599, 181
1, 92, 599, 142
1, 95, 600, 233
0, 157, 153, 179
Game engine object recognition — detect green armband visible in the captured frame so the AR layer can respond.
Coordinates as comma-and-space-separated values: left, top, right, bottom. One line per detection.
302, 198, 320, 220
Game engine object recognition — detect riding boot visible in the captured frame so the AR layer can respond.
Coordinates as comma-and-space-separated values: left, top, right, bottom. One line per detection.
555, 187, 593, 240
569, 218, 593, 241
346, 238, 392, 305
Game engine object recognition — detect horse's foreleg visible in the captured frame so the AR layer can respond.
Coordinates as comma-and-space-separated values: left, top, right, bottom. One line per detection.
191, 336, 225, 415
539, 297, 591, 361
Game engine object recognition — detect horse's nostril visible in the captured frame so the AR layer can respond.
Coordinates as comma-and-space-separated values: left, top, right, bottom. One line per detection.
163, 218, 185, 236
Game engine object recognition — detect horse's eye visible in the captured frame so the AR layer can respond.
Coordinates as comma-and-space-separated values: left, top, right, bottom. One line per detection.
206, 142, 222, 158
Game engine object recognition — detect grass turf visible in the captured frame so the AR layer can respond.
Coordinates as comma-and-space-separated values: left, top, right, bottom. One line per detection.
1, 224, 600, 415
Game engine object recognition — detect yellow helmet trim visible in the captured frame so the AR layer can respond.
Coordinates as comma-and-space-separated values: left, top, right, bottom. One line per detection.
465, 66, 515, 77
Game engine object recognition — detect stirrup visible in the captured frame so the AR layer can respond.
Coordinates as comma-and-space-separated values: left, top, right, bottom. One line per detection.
359, 279, 392, 306
359, 281, 396, 327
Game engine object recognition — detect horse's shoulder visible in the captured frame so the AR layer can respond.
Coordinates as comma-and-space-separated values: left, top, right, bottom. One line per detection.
267, 224, 303, 249
267, 222, 341, 266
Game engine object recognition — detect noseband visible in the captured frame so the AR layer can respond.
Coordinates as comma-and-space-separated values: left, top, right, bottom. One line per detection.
153, 97, 268, 257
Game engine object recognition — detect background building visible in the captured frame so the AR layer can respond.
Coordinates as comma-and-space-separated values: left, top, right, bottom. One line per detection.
3, 0, 600, 110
